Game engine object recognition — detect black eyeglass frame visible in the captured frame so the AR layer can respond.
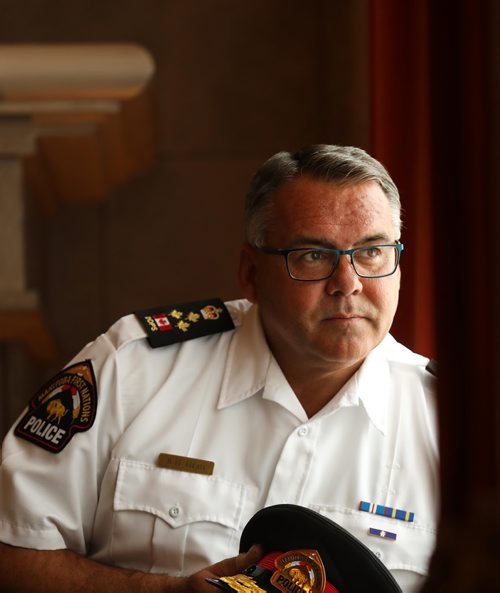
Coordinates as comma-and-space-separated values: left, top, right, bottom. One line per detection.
255, 242, 404, 281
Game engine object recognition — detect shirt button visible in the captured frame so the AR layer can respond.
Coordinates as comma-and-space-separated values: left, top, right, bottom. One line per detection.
297, 426, 309, 437
374, 550, 382, 559
169, 505, 180, 518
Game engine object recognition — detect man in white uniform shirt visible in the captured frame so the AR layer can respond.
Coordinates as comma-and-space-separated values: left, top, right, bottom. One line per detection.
0, 145, 438, 592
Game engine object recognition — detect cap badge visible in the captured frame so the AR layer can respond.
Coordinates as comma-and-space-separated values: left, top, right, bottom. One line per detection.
271, 550, 327, 593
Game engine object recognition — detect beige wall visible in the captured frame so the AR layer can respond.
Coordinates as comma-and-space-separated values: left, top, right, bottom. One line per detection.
0, 0, 371, 435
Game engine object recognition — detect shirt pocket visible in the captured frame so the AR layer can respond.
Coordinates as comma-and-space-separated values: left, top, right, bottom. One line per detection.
311, 505, 436, 592
112, 458, 247, 575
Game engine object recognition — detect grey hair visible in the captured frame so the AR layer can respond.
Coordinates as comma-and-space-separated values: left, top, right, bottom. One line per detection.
244, 144, 402, 247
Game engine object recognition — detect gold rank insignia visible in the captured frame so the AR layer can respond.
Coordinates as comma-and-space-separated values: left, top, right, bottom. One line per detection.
201, 304, 224, 319
177, 320, 190, 332
217, 574, 267, 592
135, 298, 235, 348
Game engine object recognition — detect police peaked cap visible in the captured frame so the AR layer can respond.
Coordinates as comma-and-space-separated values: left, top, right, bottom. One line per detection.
208, 504, 402, 593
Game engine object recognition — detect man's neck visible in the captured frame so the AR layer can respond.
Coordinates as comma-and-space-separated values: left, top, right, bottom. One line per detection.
281, 359, 364, 418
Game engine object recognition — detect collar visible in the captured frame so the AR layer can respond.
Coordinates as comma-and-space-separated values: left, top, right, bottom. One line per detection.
218, 303, 392, 431
300, 337, 391, 434
218, 305, 306, 420
218, 304, 270, 409
348, 336, 392, 434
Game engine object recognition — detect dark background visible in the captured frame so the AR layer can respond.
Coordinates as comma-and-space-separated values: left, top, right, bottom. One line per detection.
1, 1, 500, 584
0, 0, 373, 432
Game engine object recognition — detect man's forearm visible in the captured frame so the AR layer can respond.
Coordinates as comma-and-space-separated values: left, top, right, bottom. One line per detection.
0, 542, 185, 593
0, 541, 262, 593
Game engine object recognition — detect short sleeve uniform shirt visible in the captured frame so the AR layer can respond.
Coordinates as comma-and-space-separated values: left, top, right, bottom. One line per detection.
0, 299, 438, 593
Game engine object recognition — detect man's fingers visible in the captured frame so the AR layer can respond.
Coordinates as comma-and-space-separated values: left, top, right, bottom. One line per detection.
186, 545, 264, 592
233, 544, 263, 573
209, 544, 263, 577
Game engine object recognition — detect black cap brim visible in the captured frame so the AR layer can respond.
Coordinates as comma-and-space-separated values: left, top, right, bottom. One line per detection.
238, 504, 402, 593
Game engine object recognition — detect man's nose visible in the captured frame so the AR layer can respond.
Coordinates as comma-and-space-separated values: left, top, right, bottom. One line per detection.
325, 254, 363, 296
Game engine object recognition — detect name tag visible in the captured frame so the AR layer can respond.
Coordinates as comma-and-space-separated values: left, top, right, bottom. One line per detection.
157, 452, 214, 476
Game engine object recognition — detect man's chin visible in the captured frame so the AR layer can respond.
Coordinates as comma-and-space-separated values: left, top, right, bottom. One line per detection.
314, 337, 371, 368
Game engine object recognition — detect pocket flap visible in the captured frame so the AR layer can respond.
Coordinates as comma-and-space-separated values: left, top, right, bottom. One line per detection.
113, 458, 245, 529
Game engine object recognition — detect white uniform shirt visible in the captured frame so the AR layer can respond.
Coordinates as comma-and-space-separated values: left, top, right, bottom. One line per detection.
0, 299, 438, 592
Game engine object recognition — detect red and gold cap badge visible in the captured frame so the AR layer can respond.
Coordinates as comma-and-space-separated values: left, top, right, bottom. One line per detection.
271, 550, 327, 593
208, 549, 337, 593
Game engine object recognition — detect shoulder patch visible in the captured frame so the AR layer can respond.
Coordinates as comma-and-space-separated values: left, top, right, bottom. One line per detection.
425, 359, 438, 377
14, 360, 98, 454
135, 297, 235, 348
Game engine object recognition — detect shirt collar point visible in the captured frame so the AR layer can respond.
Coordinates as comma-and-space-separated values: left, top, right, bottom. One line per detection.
217, 383, 265, 409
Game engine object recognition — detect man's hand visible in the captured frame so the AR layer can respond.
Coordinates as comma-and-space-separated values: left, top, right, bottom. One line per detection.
183, 544, 263, 592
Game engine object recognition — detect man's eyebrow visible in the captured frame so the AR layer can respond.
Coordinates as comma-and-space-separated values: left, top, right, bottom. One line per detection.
354, 233, 394, 245
287, 233, 394, 249
287, 237, 335, 248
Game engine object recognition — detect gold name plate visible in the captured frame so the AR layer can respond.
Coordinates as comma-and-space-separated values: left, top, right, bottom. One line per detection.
157, 452, 214, 476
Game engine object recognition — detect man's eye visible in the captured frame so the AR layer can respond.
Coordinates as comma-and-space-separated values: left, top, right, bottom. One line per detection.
361, 247, 382, 259
302, 250, 327, 262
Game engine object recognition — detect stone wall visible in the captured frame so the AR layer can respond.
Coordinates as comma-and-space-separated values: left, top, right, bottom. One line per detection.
0, 0, 371, 435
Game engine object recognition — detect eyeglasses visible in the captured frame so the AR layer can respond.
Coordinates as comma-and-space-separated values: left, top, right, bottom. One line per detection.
255, 243, 404, 281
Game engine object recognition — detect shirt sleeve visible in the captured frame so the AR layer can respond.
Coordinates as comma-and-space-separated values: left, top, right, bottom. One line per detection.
0, 332, 124, 554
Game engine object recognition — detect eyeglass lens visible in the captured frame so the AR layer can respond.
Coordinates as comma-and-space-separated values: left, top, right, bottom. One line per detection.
287, 246, 399, 280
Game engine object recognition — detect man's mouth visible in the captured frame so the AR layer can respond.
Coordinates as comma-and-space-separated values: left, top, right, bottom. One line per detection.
327, 311, 364, 319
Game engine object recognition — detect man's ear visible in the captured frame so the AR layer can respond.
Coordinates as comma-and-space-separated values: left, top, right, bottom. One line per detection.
238, 242, 258, 303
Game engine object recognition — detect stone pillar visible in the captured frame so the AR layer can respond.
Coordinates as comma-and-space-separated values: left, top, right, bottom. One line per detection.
0, 44, 155, 435
0, 117, 54, 363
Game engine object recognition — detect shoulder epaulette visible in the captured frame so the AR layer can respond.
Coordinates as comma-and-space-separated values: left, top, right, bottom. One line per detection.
135, 297, 235, 348
425, 359, 438, 377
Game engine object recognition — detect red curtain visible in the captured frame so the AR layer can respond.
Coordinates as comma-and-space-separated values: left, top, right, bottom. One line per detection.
371, 1, 499, 586
371, 0, 497, 516
370, 0, 435, 358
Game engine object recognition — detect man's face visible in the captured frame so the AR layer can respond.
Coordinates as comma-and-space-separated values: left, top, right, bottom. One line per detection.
239, 175, 401, 375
